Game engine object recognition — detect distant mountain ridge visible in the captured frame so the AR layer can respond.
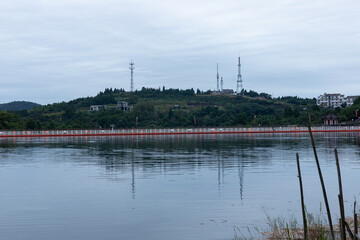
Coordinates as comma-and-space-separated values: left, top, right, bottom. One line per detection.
0, 101, 41, 111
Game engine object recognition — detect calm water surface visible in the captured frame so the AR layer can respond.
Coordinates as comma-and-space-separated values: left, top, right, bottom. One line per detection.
0, 133, 360, 240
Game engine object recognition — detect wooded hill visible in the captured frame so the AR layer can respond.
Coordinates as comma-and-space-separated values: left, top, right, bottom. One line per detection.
0, 101, 40, 111
0, 88, 359, 130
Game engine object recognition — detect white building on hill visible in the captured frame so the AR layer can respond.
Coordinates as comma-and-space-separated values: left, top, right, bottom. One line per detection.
317, 93, 359, 108
346, 95, 360, 106
90, 101, 132, 112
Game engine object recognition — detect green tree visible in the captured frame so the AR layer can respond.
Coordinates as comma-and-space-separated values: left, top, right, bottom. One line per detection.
234, 112, 248, 125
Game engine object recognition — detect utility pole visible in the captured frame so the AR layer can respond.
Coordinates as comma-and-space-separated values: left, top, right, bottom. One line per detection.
129, 60, 135, 92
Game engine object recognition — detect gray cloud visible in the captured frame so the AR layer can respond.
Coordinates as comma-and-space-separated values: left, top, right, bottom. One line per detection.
1, 0, 360, 104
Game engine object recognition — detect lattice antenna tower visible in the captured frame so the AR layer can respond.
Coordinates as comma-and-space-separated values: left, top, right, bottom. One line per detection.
216, 63, 220, 91
220, 77, 223, 92
236, 56, 243, 94
129, 60, 135, 92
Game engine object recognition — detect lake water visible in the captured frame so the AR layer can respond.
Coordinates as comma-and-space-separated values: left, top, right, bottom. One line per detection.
0, 133, 360, 240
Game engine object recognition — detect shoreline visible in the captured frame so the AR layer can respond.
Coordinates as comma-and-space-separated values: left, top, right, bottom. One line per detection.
1, 126, 360, 138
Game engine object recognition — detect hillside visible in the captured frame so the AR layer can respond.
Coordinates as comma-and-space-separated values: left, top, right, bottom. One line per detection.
0, 101, 41, 111
1, 87, 358, 130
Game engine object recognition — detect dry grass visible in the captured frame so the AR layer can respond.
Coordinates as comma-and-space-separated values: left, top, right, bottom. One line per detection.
234, 210, 360, 240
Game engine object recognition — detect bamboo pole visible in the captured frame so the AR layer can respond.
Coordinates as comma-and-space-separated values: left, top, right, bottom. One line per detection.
338, 194, 347, 240
344, 220, 355, 239
307, 117, 335, 240
296, 153, 307, 240
355, 201, 358, 240
335, 149, 346, 240
339, 219, 344, 240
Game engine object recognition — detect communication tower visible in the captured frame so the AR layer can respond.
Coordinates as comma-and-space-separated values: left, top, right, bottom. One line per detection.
129, 61, 135, 92
220, 77, 223, 92
236, 56, 243, 94
216, 63, 220, 91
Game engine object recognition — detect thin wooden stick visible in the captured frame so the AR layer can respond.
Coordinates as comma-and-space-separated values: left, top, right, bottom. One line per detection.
296, 153, 307, 240
339, 194, 346, 240
355, 201, 358, 240
307, 117, 335, 240
335, 149, 346, 240
339, 218, 344, 240
344, 220, 355, 239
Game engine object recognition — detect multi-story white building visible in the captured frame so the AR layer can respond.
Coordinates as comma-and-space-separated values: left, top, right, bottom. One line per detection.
317, 93, 360, 108
317, 93, 345, 108
90, 101, 132, 112
346, 95, 360, 106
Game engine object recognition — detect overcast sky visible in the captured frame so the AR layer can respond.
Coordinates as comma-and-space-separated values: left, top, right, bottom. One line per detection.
1, 0, 359, 104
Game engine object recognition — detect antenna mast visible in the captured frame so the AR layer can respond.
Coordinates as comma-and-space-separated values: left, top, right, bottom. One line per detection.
216, 63, 220, 91
236, 56, 243, 94
220, 77, 223, 92
129, 60, 135, 92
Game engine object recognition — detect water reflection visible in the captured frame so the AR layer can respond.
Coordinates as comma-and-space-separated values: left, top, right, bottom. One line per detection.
238, 156, 244, 201
1, 133, 360, 200
1, 133, 360, 240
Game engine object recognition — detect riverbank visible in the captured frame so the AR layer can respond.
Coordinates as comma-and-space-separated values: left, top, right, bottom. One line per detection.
242, 215, 360, 240
1, 126, 360, 138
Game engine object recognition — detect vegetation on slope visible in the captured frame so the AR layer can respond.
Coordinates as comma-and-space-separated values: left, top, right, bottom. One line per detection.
0, 101, 41, 111
0, 88, 359, 130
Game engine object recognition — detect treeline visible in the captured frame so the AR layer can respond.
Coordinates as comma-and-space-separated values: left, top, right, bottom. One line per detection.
0, 88, 359, 130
